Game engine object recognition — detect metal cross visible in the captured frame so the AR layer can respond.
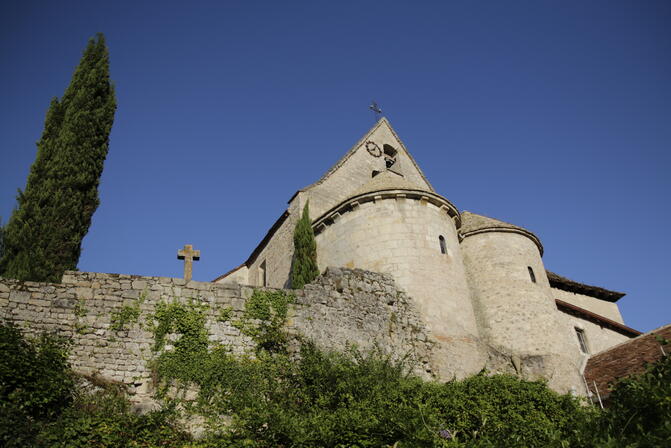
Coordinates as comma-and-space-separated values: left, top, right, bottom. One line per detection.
369, 101, 382, 121
177, 244, 200, 282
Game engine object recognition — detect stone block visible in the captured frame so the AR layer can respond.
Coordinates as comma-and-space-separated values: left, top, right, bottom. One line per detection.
132, 280, 148, 291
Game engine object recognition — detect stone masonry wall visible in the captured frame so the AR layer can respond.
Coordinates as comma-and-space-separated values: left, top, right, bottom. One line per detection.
315, 196, 485, 380
0, 267, 434, 400
307, 120, 432, 219
289, 267, 436, 378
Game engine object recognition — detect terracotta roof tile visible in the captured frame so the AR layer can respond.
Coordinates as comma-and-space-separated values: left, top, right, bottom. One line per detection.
584, 324, 671, 399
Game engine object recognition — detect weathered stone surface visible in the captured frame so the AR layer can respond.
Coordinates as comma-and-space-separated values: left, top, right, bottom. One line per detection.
0, 268, 435, 401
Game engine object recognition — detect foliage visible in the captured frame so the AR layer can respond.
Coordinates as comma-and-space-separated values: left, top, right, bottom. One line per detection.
150, 299, 211, 391
0, 219, 4, 262
0, 33, 116, 282
290, 202, 319, 289
217, 306, 233, 323
233, 289, 294, 353
150, 290, 293, 396
37, 385, 190, 448
576, 352, 671, 448
188, 344, 593, 448
3, 315, 671, 448
110, 291, 146, 331
0, 322, 74, 447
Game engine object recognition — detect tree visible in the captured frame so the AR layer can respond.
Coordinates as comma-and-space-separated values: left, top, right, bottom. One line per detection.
0, 34, 116, 282
0, 221, 4, 262
290, 202, 319, 289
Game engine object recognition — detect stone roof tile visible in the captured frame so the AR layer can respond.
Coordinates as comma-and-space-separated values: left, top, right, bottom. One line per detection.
350, 170, 429, 197
460, 211, 544, 255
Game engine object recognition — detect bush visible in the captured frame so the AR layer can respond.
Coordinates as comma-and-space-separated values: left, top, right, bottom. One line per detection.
185, 343, 591, 447
4, 318, 670, 448
578, 353, 671, 448
37, 386, 190, 448
0, 322, 74, 447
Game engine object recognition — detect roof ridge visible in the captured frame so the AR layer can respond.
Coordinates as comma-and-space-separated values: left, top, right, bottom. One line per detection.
546, 270, 625, 302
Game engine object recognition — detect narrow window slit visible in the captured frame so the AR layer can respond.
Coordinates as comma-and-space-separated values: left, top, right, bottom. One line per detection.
528, 266, 536, 283
439, 235, 447, 254
575, 328, 589, 354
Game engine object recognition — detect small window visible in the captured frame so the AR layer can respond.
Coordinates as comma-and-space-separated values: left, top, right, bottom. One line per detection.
528, 266, 536, 283
439, 235, 447, 254
575, 328, 589, 354
259, 260, 267, 287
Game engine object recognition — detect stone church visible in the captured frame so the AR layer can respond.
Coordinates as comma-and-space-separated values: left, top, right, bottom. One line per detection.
214, 117, 640, 393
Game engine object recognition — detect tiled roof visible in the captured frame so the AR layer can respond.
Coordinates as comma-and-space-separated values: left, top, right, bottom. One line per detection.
584, 324, 671, 399
547, 271, 625, 302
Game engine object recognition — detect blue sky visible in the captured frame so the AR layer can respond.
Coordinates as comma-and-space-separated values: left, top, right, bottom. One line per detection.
1, 1, 669, 332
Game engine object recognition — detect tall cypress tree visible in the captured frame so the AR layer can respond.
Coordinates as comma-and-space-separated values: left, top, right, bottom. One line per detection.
0, 221, 4, 262
290, 202, 319, 289
0, 34, 116, 282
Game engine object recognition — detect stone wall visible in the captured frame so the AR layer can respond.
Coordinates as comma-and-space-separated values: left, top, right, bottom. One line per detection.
315, 195, 485, 380
557, 309, 631, 371
552, 287, 624, 324
289, 267, 435, 378
0, 267, 434, 400
461, 231, 585, 393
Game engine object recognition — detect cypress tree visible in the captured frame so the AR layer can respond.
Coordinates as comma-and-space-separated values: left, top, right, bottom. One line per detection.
0, 221, 4, 261
0, 34, 116, 282
290, 202, 319, 289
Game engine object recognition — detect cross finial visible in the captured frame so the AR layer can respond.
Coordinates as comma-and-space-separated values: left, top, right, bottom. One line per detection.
369, 101, 382, 121
177, 244, 200, 282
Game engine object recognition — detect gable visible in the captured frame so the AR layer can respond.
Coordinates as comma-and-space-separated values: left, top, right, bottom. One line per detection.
302, 118, 434, 218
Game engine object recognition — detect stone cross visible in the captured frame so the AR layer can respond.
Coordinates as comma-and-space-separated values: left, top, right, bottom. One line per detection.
177, 244, 200, 282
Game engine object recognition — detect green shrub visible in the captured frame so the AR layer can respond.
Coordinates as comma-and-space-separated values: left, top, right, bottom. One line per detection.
37, 386, 190, 448
579, 353, 671, 448
0, 322, 74, 446
188, 343, 591, 447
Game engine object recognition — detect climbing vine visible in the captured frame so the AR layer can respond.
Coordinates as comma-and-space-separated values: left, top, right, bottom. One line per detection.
150, 300, 210, 391
149, 289, 294, 401
233, 289, 294, 353
110, 291, 146, 331
74, 299, 90, 335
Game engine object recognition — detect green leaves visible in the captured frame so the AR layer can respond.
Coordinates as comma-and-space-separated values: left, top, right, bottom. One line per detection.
0, 323, 74, 447
0, 34, 116, 282
2, 317, 671, 447
291, 202, 319, 289
233, 289, 294, 353
593, 354, 671, 447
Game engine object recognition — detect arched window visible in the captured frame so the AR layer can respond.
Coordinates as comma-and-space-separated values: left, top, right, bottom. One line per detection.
439, 235, 447, 254
528, 266, 536, 283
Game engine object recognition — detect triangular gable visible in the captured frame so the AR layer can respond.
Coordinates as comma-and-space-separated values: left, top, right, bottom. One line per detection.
300, 117, 434, 218
307, 117, 433, 191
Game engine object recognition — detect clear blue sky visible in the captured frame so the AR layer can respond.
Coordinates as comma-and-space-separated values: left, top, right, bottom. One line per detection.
1, 1, 669, 332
